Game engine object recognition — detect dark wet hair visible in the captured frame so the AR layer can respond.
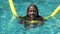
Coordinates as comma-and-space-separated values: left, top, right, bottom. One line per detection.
27, 4, 39, 16
19, 4, 45, 26
26, 4, 45, 21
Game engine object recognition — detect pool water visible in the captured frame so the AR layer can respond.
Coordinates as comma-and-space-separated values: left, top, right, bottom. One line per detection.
0, 0, 60, 34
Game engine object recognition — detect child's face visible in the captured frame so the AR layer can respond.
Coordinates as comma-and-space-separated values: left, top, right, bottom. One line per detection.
28, 6, 37, 18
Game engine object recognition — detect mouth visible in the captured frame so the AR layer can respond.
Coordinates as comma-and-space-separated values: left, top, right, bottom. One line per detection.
29, 14, 36, 18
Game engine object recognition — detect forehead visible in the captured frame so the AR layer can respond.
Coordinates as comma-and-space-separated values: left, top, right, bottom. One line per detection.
29, 6, 36, 10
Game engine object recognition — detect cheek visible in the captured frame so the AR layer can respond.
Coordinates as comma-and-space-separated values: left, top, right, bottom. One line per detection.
34, 12, 37, 14
28, 12, 32, 14
28, 12, 31, 15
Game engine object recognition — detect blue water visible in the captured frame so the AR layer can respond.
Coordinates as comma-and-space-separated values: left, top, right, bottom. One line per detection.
0, 0, 60, 34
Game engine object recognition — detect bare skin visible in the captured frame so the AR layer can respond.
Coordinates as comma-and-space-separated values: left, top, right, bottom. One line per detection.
19, 5, 45, 29
25, 6, 38, 29
28, 6, 37, 18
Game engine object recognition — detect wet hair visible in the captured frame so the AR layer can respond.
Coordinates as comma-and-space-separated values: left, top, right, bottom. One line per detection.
19, 4, 45, 26
26, 4, 45, 21
27, 4, 39, 16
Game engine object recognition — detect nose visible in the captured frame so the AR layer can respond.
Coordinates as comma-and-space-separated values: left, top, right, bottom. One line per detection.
31, 11, 34, 13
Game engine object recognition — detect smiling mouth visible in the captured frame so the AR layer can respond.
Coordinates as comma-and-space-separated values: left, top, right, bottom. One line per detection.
29, 14, 36, 18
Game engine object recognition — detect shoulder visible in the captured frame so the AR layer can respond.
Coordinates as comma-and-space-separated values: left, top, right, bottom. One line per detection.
18, 16, 26, 24
19, 16, 28, 21
37, 16, 46, 21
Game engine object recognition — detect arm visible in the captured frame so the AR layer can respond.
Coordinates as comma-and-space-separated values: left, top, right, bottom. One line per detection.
39, 17, 46, 26
19, 17, 24, 24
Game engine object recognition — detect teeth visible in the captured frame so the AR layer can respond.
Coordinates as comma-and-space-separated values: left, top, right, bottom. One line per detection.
30, 14, 35, 16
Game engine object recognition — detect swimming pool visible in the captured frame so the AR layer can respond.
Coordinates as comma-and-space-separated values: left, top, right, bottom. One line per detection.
0, 0, 60, 34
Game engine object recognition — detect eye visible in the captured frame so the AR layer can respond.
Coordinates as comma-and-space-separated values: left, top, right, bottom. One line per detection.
29, 10, 32, 12
29, 10, 36, 12
33, 10, 36, 12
